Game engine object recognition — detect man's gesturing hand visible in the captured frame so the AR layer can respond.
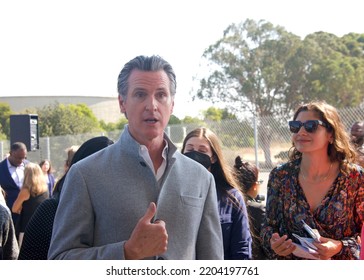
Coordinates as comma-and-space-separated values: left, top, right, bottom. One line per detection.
124, 202, 168, 259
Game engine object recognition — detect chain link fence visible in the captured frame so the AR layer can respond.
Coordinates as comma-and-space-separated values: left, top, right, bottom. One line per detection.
1, 105, 364, 179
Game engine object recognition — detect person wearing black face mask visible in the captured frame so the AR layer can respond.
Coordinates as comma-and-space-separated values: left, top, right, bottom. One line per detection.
183, 151, 212, 169
182, 127, 252, 260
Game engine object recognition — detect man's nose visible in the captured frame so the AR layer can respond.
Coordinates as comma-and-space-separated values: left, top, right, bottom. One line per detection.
145, 97, 157, 111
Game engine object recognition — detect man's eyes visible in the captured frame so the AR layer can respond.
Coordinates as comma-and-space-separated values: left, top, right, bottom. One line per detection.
133, 91, 168, 99
134, 91, 146, 98
156, 92, 168, 99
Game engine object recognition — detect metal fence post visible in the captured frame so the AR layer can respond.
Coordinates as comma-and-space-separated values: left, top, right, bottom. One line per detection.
46, 136, 51, 161
166, 126, 171, 138
253, 113, 259, 169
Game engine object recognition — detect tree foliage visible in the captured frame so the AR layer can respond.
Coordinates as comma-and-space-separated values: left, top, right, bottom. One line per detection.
196, 19, 364, 117
36, 102, 102, 137
181, 116, 204, 125
299, 32, 364, 107
202, 107, 237, 121
195, 19, 364, 166
100, 116, 128, 131
168, 114, 182, 125
0, 102, 13, 139
197, 19, 303, 118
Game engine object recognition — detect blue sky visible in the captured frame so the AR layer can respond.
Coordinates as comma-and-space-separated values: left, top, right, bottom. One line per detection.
0, 0, 363, 118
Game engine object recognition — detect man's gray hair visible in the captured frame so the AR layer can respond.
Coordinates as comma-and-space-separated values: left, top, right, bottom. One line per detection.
117, 55, 177, 99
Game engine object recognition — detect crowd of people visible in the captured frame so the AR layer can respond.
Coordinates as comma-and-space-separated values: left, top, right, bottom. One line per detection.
0, 55, 363, 260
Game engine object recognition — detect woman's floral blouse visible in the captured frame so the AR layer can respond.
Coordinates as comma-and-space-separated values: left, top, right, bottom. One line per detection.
261, 159, 364, 260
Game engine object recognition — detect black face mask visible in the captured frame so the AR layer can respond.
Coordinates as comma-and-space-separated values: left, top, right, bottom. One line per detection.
184, 151, 212, 169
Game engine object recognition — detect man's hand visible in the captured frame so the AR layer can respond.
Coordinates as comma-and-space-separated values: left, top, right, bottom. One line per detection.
124, 202, 168, 259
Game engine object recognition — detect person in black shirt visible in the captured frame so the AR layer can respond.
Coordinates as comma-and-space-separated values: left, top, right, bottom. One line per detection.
234, 156, 267, 260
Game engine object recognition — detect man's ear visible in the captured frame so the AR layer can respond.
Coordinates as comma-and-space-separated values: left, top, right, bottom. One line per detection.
118, 95, 126, 114
170, 99, 174, 114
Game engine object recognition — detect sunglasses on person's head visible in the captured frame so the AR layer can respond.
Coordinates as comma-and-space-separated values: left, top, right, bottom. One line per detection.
288, 120, 329, 133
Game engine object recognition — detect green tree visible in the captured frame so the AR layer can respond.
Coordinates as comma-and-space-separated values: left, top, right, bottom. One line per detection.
197, 19, 302, 119
203, 107, 222, 121
299, 32, 364, 107
36, 102, 102, 136
115, 117, 128, 130
99, 120, 116, 132
181, 116, 205, 125
168, 114, 181, 125
202, 107, 237, 121
99, 116, 128, 132
195, 19, 364, 166
0, 102, 13, 139
196, 19, 302, 165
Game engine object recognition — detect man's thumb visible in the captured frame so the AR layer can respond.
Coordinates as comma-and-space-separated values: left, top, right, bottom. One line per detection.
141, 202, 157, 223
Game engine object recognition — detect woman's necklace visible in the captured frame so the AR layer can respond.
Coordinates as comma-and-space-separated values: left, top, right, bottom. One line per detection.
301, 162, 333, 182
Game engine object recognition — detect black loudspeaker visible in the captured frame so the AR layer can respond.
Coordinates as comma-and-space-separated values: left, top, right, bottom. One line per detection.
10, 114, 39, 151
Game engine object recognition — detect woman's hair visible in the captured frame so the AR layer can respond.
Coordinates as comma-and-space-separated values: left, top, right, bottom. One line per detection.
23, 162, 48, 197
289, 100, 357, 166
65, 145, 79, 169
0, 186, 5, 199
181, 127, 241, 192
39, 159, 53, 174
234, 156, 258, 194
53, 136, 114, 199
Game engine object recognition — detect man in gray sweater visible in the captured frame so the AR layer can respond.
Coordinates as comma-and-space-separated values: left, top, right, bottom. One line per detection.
48, 55, 223, 260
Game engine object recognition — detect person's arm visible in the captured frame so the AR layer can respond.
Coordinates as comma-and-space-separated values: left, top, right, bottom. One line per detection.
48, 166, 125, 259
330, 169, 364, 260
361, 225, 364, 260
228, 190, 252, 259
315, 167, 364, 260
260, 168, 295, 259
1, 208, 19, 260
260, 171, 278, 258
195, 175, 224, 260
12, 188, 30, 214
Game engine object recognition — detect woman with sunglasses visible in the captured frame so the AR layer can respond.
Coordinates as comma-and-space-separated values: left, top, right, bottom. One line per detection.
181, 127, 252, 260
261, 100, 364, 260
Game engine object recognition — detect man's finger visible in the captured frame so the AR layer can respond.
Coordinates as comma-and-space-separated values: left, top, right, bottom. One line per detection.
154, 219, 166, 227
140, 202, 157, 223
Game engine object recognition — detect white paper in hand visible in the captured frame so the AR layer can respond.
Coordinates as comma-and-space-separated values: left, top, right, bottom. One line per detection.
292, 233, 319, 259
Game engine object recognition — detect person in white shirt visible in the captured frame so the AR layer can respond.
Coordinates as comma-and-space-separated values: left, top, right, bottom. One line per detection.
0, 142, 28, 223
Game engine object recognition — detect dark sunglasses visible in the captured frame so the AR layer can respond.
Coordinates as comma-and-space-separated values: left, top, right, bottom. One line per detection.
288, 120, 329, 133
